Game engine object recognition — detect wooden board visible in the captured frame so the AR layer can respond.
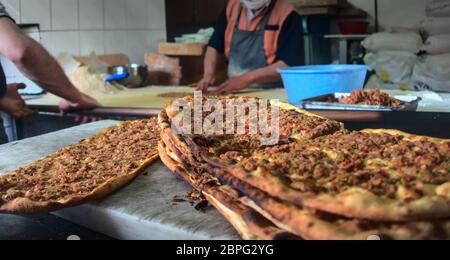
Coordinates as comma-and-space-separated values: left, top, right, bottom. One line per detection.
26, 86, 289, 109
75, 54, 129, 66
295, 0, 342, 7
158, 43, 206, 56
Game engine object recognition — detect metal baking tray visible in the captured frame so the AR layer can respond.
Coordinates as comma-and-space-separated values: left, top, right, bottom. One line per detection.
301, 93, 422, 112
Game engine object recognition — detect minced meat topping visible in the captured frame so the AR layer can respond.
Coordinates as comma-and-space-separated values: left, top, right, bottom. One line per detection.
0, 119, 160, 203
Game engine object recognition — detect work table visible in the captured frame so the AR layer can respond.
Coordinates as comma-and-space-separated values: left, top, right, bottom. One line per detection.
23, 86, 450, 139
26, 86, 288, 109
24, 86, 288, 118
26, 86, 450, 113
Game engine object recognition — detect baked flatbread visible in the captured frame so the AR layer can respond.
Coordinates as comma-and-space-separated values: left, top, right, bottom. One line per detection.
160, 114, 450, 240
0, 119, 160, 214
209, 167, 450, 240
203, 129, 450, 221
158, 140, 298, 240
161, 95, 450, 239
166, 96, 450, 221
165, 96, 344, 141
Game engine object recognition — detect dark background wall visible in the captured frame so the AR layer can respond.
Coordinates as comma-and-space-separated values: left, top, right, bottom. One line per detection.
165, 0, 228, 41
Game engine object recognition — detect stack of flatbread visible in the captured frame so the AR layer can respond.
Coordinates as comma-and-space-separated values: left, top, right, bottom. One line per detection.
159, 95, 450, 240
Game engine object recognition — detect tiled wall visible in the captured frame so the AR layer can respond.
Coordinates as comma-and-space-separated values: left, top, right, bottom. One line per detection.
1, 0, 167, 63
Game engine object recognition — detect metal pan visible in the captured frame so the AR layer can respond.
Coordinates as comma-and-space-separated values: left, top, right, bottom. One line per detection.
301, 93, 422, 112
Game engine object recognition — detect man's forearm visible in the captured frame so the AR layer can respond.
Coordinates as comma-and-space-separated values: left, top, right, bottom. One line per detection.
14, 39, 82, 102
203, 47, 222, 77
243, 61, 287, 85
0, 18, 82, 103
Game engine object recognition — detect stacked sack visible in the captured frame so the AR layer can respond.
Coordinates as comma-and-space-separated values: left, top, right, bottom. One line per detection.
415, 0, 450, 91
362, 32, 421, 86
362, 0, 450, 92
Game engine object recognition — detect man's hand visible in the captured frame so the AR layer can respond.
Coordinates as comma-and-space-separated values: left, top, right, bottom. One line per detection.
196, 74, 217, 92
58, 93, 100, 114
59, 93, 101, 124
212, 74, 252, 95
212, 61, 286, 95
0, 83, 34, 118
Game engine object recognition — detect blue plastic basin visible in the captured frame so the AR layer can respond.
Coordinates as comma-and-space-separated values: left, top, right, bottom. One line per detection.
278, 65, 368, 105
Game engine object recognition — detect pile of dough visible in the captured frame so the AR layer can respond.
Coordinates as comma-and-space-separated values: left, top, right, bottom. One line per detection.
68, 66, 124, 96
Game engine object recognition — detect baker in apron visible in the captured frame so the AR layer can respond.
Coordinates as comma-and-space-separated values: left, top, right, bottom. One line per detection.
197, 0, 304, 94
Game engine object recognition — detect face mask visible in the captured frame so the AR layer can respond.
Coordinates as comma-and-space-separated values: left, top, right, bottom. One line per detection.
241, 0, 271, 10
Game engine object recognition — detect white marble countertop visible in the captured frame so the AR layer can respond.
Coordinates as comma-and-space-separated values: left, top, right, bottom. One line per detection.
365, 76, 450, 113
0, 120, 239, 240
383, 89, 450, 113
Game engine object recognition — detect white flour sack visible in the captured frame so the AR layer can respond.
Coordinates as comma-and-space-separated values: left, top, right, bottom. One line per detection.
426, 53, 450, 72
412, 55, 450, 92
362, 33, 423, 53
421, 17, 450, 36
364, 51, 418, 84
426, 0, 450, 17
422, 34, 450, 54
